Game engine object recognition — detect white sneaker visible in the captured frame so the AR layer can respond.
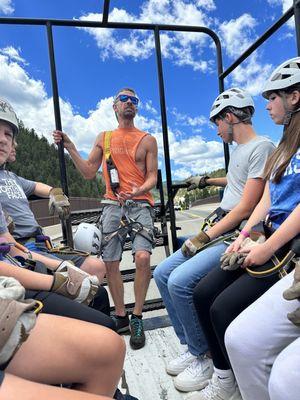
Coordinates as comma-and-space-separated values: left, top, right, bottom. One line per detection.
185, 373, 242, 400
166, 348, 197, 376
174, 355, 213, 392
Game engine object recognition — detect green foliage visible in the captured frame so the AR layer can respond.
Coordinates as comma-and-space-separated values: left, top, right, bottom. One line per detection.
175, 169, 226, 205
8, 124, 105, 198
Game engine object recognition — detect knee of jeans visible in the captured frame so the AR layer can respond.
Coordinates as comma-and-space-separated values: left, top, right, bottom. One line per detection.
167, 272, 185, 298
153, 262, 167, 285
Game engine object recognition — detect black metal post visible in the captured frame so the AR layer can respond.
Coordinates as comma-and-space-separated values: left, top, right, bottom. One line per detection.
102, 0, 110, 25
213, 33, 229, 173
154, 27, 178, 251
46, 22, 73, 247
294, 0, 300, 55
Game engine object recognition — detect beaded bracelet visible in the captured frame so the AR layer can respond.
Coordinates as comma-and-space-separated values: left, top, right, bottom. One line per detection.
240, 229, 250, 238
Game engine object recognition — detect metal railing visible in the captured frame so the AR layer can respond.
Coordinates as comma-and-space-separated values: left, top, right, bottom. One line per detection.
1, 0, 299, 275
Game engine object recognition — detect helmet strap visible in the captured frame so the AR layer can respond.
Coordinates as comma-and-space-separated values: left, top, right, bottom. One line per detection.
221, 118, 243, 145
279, 91, 300, 125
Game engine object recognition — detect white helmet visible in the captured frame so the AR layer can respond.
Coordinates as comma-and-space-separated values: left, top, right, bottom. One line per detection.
210, 88, 254, 122
262, 57, 300, 99
0, 98, 19, 136
73, 223, 101, 255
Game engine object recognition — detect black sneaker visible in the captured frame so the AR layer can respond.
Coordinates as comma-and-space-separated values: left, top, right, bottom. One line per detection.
112, 314, 130, 334
113, 389, 139, 400
129, 316, 145, 349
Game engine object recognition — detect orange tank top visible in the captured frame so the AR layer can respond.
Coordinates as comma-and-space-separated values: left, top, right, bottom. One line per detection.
102, 127, 154, 206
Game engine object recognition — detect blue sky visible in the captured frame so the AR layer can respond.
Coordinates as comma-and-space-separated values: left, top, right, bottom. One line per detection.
0, 0, 297, 180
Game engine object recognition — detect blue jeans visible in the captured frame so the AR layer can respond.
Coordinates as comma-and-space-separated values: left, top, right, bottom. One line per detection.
154, 241, 227, 356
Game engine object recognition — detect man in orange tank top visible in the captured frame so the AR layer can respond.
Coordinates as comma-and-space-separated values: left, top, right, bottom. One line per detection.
53, 88, 158, 349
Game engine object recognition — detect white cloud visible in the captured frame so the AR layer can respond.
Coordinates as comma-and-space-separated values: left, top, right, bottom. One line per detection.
229, 53, 273, 96
196, 0, 216, 11
78, 0, 214, 72
0, 46, 26, 64
267, 0, 294, 28
0, 0, 14, 14
142, 100, 158, 115
219, 13, 257, 58
170, 135, 225, 176
218, 13, 275, 97
171, 108, 210, 129
0, 44, 226, 178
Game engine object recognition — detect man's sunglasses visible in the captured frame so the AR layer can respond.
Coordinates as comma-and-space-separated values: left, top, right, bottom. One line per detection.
116, 94, 139, 105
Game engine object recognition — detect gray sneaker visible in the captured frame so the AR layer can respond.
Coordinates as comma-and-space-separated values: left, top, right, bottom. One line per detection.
130, 316, 145, 349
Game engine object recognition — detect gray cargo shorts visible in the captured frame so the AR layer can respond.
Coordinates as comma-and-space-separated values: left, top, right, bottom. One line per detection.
100, 203, 154, 262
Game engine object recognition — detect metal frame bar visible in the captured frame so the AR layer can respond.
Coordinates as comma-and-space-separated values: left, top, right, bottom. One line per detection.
0, 1, 299, 249
46, 22, 73, 247
221, 3, 299, 79
0, 8, 224, 250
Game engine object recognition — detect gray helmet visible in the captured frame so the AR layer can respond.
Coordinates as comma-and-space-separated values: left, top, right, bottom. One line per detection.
210, 88, 254, 122
0, 98, 19, 136
262, 57, 300, 99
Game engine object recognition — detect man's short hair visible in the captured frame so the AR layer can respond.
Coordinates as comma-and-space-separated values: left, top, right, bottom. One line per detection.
114, 87, 137, 103
216, 105, 254, 125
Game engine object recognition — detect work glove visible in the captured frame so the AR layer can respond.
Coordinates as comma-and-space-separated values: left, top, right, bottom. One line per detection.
220, 236, 265, 271
0, 277, 40, 365
220, 252, 246, 271
283, 259, 300, 301
283, 259, 300, 327
51, 261, 99, 305
287, 306, 300, 327
49, 187, 70, 219
185, 175, 209, 192
181, 231, 210, 257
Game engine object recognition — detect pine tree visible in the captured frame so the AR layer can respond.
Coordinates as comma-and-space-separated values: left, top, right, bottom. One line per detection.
8, 124, 105, 198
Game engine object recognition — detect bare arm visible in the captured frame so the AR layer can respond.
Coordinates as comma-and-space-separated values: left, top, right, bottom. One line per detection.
226, 183, 271, 253
206, 177, 227, 187
206, 178, 266, 240
33, 182, 53, 197
53, 131, 103, 179
239, 182, 271, 233
265, 203, 300, 252
138, 135, 158, 194
1, 232, 60, 270
0, 260, 53, 290
242, 203, 300, 267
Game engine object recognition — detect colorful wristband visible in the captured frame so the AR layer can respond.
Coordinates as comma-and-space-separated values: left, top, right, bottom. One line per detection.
240, 229, 250, 238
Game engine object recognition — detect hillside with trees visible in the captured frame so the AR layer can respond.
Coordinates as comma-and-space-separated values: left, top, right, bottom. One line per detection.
8, 123, 105, 198
175, 169, 226, 209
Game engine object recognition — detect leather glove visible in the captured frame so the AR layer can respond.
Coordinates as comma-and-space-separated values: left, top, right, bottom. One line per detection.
49, 187, 70, 218
287, 306, 300, 327
185, 176, 209, 192
280, 259, 300, 327
283, 259, 300, 301
220, 236, 265, 271
282, 259, 300, 326
51, 261, 99, 305
181, 231, 210, 257
0, 277, 39, 365
220, 252, 246, 271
